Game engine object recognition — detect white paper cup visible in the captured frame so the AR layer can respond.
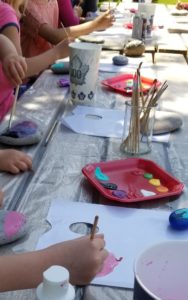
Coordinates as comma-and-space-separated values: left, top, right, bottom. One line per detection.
69, 42, 102, 105
133, 241, 188, 300
138, 3, 156, 19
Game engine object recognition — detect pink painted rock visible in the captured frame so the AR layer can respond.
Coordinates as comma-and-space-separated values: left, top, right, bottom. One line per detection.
0, 210, 28, 245
96, 252, 123, 277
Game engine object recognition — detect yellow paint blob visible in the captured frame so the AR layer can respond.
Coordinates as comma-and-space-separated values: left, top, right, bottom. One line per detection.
149, 178, 161, 187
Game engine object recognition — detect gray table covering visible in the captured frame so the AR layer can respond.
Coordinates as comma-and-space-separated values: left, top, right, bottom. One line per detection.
0, 3, 188, 300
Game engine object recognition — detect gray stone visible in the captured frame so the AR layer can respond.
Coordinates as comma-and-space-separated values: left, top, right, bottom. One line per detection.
153, 111, 183, 135
112, 55, 129, 66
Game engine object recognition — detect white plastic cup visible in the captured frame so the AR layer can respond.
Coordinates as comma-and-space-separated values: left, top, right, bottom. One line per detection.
138, 3, 156, 18
133, 241, 188, 300
36, 265, 75, 300
69, 42, 102, 105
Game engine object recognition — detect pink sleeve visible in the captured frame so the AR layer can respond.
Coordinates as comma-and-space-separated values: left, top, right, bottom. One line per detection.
57, 0, 80, 26
0, 2, 19, 32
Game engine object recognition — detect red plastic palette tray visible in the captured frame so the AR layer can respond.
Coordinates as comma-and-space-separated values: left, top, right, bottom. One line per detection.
101, 74, 161, 96
82, 158, 184, 203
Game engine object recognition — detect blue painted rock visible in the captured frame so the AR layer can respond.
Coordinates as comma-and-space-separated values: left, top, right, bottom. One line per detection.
169, 208, 188, 230
51, 62, 69, 74
112, 55, 129, 66
0, 210, 28, 245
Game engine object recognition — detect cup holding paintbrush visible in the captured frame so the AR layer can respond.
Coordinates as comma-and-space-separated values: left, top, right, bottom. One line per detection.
120, 64, 167, 156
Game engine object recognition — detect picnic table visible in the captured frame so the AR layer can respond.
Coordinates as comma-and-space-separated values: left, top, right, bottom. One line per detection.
0, 3, 188, 300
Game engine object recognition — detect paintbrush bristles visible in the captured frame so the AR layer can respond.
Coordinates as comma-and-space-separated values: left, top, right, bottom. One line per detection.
90, 215, 99, 240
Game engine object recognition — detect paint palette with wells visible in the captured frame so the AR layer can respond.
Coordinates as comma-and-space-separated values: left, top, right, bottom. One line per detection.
82, 158, 184, 203
101, 74, 161, 96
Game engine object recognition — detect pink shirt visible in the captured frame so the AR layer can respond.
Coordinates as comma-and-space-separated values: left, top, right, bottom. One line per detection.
0, 1, 19, 122
21, 0, 59, 57
58, 0, 79, 26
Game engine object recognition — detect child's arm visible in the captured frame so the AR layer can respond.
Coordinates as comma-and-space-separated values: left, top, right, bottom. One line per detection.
37, 10, 115, 45
25, 38, 73, 77
0, 35, 27, 85
1, 25, 73, 80
0, 234, 108, 291
0, 35, 20, 60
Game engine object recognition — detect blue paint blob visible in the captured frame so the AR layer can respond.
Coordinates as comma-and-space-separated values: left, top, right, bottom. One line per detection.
95, 167, 109, 181
169, 208, 188, 230
112, 190, 127, 199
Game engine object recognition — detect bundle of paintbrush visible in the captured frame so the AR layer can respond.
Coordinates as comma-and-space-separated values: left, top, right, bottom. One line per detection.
120, 63, 168, 155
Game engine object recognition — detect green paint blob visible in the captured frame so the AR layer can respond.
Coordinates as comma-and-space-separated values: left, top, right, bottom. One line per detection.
143, 173, 153, 179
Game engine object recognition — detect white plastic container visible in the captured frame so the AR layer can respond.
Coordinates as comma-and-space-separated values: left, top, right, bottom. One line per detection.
36, 265, 75, 300
133, 241, 188, 300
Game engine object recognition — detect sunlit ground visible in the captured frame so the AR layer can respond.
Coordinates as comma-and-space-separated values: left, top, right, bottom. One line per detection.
157, 0, 187, 4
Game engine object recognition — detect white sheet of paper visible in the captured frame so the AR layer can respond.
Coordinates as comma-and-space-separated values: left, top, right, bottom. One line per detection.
36, 200, 188, 289
61, 106, 170, 143
62, 106, 124, 138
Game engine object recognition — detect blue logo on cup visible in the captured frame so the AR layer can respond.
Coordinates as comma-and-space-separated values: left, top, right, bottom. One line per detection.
70, 55, 89, 85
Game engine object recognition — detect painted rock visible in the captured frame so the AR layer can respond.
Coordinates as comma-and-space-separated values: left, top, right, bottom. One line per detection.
112, 55, 128, 66
51, 62, 69, 74
0, 120, 42, 146
0, 210, 28, 245
125, 39, 145, 57
169, 208, 188, 230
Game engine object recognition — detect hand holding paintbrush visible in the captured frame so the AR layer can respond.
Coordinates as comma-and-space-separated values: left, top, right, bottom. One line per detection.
90, 215, 99, 240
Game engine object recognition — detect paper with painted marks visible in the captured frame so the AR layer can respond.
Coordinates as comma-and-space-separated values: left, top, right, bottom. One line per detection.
36, 200, 188, 289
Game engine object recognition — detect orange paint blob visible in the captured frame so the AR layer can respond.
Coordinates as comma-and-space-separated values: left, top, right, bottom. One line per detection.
156, 185, 169, 193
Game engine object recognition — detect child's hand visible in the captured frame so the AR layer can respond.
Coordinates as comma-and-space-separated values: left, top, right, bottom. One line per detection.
47, 234, 108, 285
0, 149, 32, 174
0, 190, 3, 207
2, 54, 27, 86
93, 10, 115, 31
73, 5, 83, 18
55, 37, 74, 60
